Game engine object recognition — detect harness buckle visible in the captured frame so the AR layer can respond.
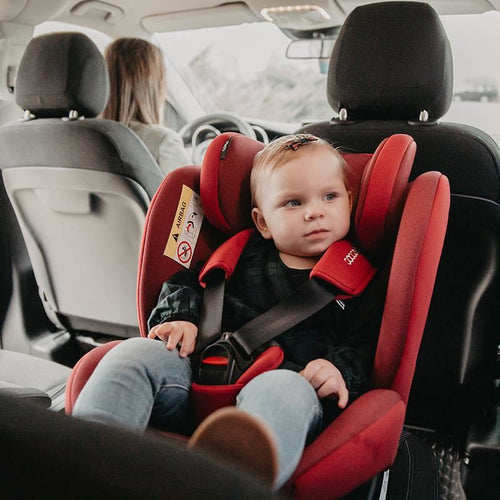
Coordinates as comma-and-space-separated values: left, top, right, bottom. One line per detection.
196, 333, 252, 385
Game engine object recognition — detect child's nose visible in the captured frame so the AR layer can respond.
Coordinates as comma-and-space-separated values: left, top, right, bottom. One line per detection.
304, 204, 324, 220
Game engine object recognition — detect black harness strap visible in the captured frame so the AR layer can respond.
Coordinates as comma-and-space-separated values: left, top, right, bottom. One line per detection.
197, 276, 336, 358
195, 271, 226, 354
231, 279, 335, 356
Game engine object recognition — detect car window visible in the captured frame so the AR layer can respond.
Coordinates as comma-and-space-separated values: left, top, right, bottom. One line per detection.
156, 22, 329, 127
156, 12, 500, 144
441, 12, 500, 145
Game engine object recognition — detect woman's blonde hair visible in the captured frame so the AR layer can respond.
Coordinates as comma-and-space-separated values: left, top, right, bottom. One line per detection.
102, 38, 166, 126
250, 134, 349, 207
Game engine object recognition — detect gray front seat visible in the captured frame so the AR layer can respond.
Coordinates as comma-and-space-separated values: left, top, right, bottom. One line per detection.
0, 32, 164, 351
0, 350, 71, 411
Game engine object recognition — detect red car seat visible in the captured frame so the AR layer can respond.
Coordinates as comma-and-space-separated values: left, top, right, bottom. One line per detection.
66, 132, 449, 499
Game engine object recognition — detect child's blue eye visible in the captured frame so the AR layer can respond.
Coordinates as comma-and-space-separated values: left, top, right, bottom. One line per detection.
285, 199, 301, 207
323, 193, 337, 201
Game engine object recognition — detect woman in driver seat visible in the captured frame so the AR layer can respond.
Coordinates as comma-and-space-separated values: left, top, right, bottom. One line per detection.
102, 37, 189, 175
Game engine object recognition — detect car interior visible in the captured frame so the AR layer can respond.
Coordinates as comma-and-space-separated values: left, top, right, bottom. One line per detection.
0, 1, 499, 499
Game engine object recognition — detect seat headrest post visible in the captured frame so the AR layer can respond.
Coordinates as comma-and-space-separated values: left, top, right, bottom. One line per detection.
419, 110, 429, 123
21, 109, 35, 121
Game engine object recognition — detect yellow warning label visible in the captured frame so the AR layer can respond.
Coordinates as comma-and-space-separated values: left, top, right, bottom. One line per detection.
164, 185, 204, 268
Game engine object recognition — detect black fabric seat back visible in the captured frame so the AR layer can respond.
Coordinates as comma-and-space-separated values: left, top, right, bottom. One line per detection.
0, 32, 164, 341
299, 1, 500, 430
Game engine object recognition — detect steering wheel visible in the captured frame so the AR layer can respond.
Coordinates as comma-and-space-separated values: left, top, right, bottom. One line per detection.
179, 112, 264, 165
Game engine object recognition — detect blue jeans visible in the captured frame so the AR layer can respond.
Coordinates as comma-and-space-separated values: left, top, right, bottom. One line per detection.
73, 337, 323, 488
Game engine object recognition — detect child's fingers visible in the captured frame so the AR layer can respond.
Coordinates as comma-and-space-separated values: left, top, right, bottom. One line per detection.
315, 380, 332, 399
147, 325, 162, 339
147, 323, 173, 340
337, 386, 349, 409
304, 363, 336, 393
148, 321, 198, 357
302, 359, 349, 406
300, 363, 322, 387
179, 335, 196, 358
179, 323, 198, 357
308, 369, 329, 391
316, 378, 349, 407
165, 328, 182, 350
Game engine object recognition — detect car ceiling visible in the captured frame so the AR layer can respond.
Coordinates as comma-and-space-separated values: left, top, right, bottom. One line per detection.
0, 0, 499, 100
2, 0, 500, 39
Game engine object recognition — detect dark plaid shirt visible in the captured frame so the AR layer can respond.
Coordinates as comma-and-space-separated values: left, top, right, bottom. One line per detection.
148, 233, 383, 399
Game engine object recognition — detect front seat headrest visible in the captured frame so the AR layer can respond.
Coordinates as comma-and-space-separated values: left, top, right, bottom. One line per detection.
15, 32, 109, 119
327, 1, 453, 122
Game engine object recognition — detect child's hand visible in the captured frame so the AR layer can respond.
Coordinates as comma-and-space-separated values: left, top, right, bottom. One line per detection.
148, 321, 198, 358
300, 359, 349, 408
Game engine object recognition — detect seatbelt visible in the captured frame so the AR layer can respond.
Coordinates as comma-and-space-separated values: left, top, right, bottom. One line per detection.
195, 270, 226, 354
196, 276, 337, 358
231, 278, 337, 356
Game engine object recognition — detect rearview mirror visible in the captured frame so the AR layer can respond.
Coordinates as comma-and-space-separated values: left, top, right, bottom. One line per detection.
286, 38, 335, 60
286, 38, 335, 74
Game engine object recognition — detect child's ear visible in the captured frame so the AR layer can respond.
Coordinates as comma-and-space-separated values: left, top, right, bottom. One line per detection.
251, 207, 272, 239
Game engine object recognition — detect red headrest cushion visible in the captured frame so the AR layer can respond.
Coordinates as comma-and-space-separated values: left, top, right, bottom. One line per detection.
200, 132, 415, 256
354, 134, 416, 255
200, 133, 264, 235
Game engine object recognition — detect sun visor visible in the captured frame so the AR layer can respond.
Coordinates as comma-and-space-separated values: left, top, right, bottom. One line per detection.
142, 3, 259, 33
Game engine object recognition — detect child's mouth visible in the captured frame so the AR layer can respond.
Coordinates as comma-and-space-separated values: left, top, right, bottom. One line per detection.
305, 229, 328, 237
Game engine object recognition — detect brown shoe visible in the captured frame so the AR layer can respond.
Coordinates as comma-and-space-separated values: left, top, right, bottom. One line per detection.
187, 407, 279, 486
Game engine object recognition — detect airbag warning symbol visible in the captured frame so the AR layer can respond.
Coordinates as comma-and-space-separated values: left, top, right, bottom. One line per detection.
164, 185, 204, 268
177, 241, 192, 264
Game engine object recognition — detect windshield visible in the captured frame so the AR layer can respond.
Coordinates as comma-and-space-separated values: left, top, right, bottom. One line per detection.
156, 22, 328, 127
156, 11, 500, 144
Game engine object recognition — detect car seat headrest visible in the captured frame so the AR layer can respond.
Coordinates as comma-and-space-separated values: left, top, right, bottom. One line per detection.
327, 1, 453, 122
200, 133, 264, 234
200, 132, 415, 259
15, 32, 109, 119
354, 134, 416, 256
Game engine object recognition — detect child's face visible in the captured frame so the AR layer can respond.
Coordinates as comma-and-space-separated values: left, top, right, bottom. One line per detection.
252, 145, 352, 269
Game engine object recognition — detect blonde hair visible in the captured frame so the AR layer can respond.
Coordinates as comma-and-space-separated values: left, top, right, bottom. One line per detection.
250, 134, 349, 207
102, 38, 166, 126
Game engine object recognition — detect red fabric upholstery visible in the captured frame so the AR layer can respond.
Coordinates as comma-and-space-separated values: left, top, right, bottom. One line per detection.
292, 389, 405, 499
310, 239, 376, 297
190, 383, 245, 424
191, 346, 284, 423
355, 134, 416, 257
236, 345, 285, 385
65, 132, 450, 499
199, 228, 254, 284
200, 133, 264, 235
136, 166, 221, 336
372, 171, 450, 402
65, 340, 121, 414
